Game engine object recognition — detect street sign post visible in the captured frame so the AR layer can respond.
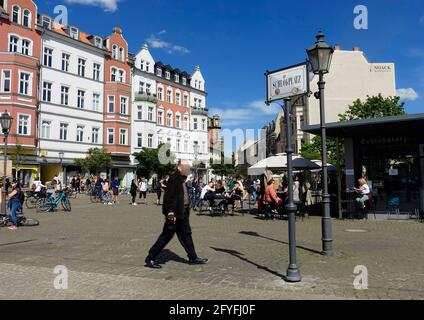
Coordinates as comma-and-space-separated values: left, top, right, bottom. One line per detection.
266, 62, 309, 104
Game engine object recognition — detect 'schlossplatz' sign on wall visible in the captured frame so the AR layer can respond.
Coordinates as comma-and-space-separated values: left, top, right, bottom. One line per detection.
266, 63, 309, 103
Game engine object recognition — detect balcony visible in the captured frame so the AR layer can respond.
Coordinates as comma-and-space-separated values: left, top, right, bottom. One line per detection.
191, 106, 209, 116
134, 92, 157, 103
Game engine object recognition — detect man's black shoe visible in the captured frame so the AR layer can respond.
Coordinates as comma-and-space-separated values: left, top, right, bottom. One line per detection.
145, 258, 162, 269
188, 257, 209, 265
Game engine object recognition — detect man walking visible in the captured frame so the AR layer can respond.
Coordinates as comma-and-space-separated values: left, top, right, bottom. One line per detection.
145, 160, 208, 269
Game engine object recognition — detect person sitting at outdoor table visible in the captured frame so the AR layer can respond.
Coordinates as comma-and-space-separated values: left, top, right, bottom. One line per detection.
354, 178, 371, 209
265, 178, 283, 207
200, 181, 216, 208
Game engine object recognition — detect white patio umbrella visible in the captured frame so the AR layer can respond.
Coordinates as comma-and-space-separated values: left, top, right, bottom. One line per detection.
248, 154, 319, 176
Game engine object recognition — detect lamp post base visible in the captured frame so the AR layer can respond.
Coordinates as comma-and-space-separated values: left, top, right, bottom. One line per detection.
285, 266, 302, 283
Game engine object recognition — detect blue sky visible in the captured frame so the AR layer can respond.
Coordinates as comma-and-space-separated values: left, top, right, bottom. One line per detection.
38, 0, 423, 135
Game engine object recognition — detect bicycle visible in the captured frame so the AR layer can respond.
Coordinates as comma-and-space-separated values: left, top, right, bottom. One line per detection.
89, 188, 112, 204
37, 189, 72, 213
0, 213, 39, 227
25, 188, 48, 209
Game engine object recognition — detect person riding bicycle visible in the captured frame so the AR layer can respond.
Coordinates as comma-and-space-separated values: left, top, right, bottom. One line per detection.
7, 180, 22, 231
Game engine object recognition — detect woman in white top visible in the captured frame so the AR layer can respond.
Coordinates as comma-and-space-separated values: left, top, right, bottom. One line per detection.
139, 178, 148, 204
355, 178, 370, 209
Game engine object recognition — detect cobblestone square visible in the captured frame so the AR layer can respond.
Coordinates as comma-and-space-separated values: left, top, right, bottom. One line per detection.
0, 194, 423, 300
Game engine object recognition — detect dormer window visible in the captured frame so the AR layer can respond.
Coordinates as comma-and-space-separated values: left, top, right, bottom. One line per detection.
112, 45, 118, 59
119, 47, 124, 61
140, 60, 144, 71
70, 27, 79, 40
42, 16, 51, 29
94, 37, 102, 48
175, 74, 180, 83
182, 77, 187, 85
165, 71, 170, 80
146, 62, 150, 72
156, 68, 162, 77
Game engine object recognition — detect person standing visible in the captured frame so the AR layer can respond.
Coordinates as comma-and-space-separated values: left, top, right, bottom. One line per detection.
139, 177, 148, 205
145, 160, 208, 269
111, 176, 119, 204
102, 179, 112, 205
130, 179, 138, 206
7, 180, 22, 231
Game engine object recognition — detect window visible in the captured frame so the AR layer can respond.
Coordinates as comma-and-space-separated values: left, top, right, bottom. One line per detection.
93, 93, 100, 111
120, 97, 127, 114
198, 99, 202, 107
93, 63, 101, 81
183, 95, 188, 107
176, 92, 181, 105
41, 16, 51, 29
175, 74, 180, 83
92, 128, 99, 144
108, 96, 115, 113
182, 77, 187, 86
157, 110, 163, 125
60, 123, 68, 141
140, 60, 144, 71
156, 68, 162, 77
70, 27, 79, 40
166, 90, 172, 103
118, 70, 124, 83
146, 83, 151, 95
62, 53, 70, 72
18, 114, 30, 135
175, 115, 181, 128
19, 72, 30, 95
43, 48, 53, 67
183, 116, 189, 130
76, 126, 84, 142
61, 86, 69, 105
139, 82, 144, 94
112, 45, 118, 59
146, 62, 150, 72
137, 106, 142, 120
176, 139, 180, 152
42, 82, 52, 102
21, 39, 30, 55
9, 36, 19, 53
41, 121, 51, 139
165, 71, 170, 79
12, 6, 20, 24
111, 68, 117, 82
202, 119, 206, 131
137, 133, 142, 148
1, 70, 11, 93
148, 107, 154, 121
119, 47, 124, 61
148, 134, 153, 148
166, 113, 173, 127
202, 141, 206, 154
78, 59, 86, 77
94, 37, 102, 48
157, 87, 163, 100
77, 90, 85, 109
184, 140, 188, 153
108, 129, 114, 144
23, 10, 30, 27
193, 118, 199, 130
119, 129, 127, 145
158, 136, 163, 145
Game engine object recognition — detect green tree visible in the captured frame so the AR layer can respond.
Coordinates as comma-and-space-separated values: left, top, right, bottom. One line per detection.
338, 94, 405, 121
300, 136, 341, 164
209, 154, 236, 179
133, 144, 176, 179
9, 144, 26, 179
74, 148, 112, 175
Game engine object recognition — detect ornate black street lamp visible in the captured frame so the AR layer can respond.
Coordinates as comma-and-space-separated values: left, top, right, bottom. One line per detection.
307, 31, 334, 256
193, 143, 200, 178
1, 111, 13, 215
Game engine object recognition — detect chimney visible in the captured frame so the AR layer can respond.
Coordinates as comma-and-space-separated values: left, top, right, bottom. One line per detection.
141, 43, 149, 51
334, 45, 341, 50
113, 27, 122, 35
353, 47, 361, 52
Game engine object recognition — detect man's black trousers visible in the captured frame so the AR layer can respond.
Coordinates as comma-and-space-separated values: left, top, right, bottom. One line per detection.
147, 209, 197, 261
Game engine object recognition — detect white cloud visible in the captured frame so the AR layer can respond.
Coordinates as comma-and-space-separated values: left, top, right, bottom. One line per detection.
64, 0, 121, 12
397, 88, 419, 101
146, 33, 190, 55
210, 99, 281, 129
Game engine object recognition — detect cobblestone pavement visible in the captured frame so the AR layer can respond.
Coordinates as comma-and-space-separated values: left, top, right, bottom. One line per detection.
0, 195, 423, 300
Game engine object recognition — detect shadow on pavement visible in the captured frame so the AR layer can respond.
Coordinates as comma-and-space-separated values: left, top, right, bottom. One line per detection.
157, 249, 187, 265
210, 247, 286, 279
239, 231, 322, 256
0, 239, 38, 247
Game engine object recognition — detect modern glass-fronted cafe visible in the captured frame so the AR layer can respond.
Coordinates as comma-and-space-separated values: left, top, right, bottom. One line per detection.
303, 114, 424, 216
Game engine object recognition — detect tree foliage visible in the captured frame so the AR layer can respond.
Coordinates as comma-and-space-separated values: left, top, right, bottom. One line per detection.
209, 154, 236, 178
74, 148, 112, 174
133, 144, 176, 179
